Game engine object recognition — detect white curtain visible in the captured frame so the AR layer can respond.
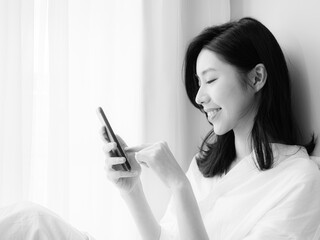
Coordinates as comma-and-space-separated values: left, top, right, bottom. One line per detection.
140, 0, 230, 222
0, 0, 229, 239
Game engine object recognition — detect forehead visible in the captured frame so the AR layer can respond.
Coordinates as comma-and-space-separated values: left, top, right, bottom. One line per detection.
196, 49, 231, 76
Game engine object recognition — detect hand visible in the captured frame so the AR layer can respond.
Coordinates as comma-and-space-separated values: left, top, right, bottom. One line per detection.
100, 127, 141, 193
135, 141, 188, 190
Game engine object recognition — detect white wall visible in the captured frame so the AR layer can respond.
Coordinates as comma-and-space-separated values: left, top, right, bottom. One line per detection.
231, 0, 320, 156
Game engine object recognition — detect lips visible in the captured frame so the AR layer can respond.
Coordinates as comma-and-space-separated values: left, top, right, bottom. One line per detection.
205, 108, 222, 121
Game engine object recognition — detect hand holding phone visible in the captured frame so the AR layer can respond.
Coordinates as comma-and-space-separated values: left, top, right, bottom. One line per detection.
97, 107, 131, 171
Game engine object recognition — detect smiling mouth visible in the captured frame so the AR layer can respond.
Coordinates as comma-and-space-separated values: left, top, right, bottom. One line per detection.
207, 108, 221, 121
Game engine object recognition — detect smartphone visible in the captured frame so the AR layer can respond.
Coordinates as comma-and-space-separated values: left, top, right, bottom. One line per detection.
97, 107, 131, 171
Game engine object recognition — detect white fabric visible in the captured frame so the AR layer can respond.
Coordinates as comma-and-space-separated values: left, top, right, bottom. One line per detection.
159, 144, 320, 240
0, 202, 95, 240
311, 156, 320, 169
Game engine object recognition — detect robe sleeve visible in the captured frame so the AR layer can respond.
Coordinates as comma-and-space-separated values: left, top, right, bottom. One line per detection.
243, 169, 320, 240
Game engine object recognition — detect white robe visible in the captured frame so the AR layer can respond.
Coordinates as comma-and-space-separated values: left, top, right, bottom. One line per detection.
160, 144, 320, 240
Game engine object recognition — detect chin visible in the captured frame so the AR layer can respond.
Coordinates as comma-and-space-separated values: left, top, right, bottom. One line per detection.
213, 124, 230, 136
214, 131, 226, 136
213, 127, 223, 135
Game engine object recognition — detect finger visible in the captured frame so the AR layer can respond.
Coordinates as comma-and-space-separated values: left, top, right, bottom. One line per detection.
105, 156, 125, 165
100, 127, 110, 143
135, 151, 151, 166
124, 143, 153, 153
116, 135, 128, 148
139, 162, 149, 168
105, 157, 126, 167
100, 126, 106, 135
107, 169, 138, 181
102, 142, 117, 153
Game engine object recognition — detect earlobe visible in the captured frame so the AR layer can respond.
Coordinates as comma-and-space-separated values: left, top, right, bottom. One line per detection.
250, 63, 267, 92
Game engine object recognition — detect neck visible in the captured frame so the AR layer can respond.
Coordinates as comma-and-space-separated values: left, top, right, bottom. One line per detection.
233, 113, 255, 161
226, 130, 252, 173
233, 99, 259, 161
234, 132, 252, 161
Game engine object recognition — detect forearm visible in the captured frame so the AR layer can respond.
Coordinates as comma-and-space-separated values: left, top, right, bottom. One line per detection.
172, 180, 209, 240
121, 180, 161, 240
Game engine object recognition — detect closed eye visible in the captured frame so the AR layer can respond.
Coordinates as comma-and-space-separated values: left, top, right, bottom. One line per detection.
207, 78, 217, 84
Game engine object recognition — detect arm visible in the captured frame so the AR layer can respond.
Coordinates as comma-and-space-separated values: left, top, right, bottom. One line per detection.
99, 131, 161, 240
172, 180, 209, 240
121, 180, 161, 240
136, 142, 209, 240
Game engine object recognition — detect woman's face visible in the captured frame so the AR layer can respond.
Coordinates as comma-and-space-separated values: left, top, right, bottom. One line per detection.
195, 49, 257, 135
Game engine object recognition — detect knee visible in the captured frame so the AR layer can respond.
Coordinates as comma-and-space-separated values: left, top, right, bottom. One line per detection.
13, 201, 51, 218
0, 201, 54, 223
0, 201, 53, 237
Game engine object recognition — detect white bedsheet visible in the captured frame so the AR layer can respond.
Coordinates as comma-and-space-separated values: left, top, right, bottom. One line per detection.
0, 201, 95, 240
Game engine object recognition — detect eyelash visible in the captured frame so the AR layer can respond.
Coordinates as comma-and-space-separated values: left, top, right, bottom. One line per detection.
207, 79, 217, 84
197, 78, 217, 87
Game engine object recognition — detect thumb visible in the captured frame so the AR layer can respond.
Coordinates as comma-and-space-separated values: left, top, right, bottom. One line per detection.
115, 135, 128, 148
134, 151, 150, 168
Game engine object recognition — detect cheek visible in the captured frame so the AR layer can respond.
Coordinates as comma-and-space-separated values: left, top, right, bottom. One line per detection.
227, 92, 255, 122
214, 83, 239, 110
217, 85, 253, 119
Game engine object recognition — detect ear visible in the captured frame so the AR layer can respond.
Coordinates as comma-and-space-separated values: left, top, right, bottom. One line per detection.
248, 63, 267, 92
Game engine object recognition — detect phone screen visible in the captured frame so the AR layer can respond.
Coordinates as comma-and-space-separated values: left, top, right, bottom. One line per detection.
97, 107, 131, 171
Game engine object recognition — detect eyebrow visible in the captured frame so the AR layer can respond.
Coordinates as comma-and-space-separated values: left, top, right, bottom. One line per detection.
195, 68, 217, 82
201, 68, 217, 76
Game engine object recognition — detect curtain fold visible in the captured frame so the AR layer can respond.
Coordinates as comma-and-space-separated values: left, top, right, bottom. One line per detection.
0, 0, 34, 205
47, 0, 70, 217
0, 0, 230, 239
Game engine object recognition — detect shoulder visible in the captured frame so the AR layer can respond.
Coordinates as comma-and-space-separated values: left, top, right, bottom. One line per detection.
272, 144, 320, 183
185, 153, 219, 200
186, 153, 202, 180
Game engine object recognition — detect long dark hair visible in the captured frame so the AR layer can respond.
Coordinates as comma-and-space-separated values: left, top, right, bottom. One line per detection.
184, 17, 315, 177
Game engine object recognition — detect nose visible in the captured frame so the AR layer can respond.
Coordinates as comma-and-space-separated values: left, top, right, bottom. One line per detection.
195, 85, 210, 105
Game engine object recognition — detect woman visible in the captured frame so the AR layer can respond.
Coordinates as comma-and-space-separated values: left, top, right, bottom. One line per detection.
102, 17, 320, 239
